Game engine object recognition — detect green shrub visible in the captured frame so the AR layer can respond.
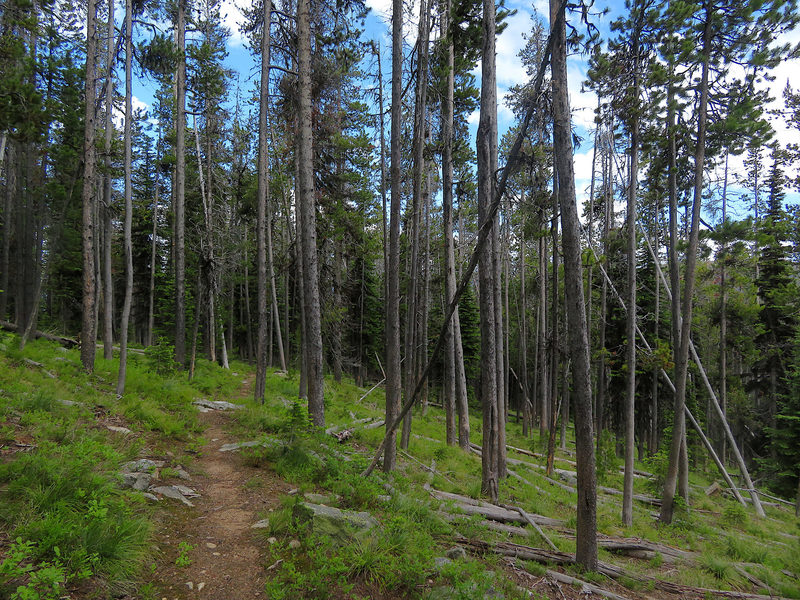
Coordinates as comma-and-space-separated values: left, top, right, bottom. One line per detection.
143, 338, 176, 376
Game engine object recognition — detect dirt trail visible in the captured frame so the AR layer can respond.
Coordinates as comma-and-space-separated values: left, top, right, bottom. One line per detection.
149, 409, 290, 600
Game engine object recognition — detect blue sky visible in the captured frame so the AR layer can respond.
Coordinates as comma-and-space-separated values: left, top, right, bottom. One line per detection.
129, 0, 800, 216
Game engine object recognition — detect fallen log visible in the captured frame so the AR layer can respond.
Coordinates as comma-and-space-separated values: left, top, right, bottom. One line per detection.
23, 358, 56, 379
503, 504, 558, 551
461, 538, 791, 600
545, 569, 635, 600
429, 488, 564, 528
1, 320, 78, 348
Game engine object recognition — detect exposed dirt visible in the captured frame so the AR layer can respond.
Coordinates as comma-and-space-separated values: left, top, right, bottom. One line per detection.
148, 409, 292, 600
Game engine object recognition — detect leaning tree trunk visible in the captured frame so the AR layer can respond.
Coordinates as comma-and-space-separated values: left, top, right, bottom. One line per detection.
551, 0, 597, 569
81, 0, 99, 373
116, 0, 133, 395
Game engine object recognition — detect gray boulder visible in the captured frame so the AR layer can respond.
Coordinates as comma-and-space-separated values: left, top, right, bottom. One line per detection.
292, 502, 378, 541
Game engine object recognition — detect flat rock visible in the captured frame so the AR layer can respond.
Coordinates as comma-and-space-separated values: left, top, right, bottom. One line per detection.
292, 502, 378, 542
150, 485, 195, 507
192, 399, 243, 411
303, 492, 340, 505
251, 519, 270, 529
121, 472, 154, 491
142, 492, 159, 502
445, 546, 467, 560
434, 557, 452, 570
175, 466, 191, 480
106, 425, 132, 434
57, 399, 85, 408
218, 438, 284, 453
172, 484, 200, 498
122, 459, 164, 472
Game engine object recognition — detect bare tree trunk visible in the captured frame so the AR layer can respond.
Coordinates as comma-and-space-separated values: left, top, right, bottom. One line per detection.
147, 142, 160, 347
420, 171, 431, 412
255, 0, 273, 401
333, 242, 344, 382
442, 17, 458, 442
442, 11, 470, 452
622, 75, 639, 528
297, 0, 324, 426
719, 151, 728, 464
596, 142, 610, 451
660, 11, 711, 524
0, 142, 14, 320
521, 207, 530, 437
101, 0, 114, 360
174, 0, 187, 368
383, 0, 403, 472
478, 0, 499, 501
81, 0, 99, 372
551, 0, 597, 569
401, 0, 430, 449
538, 235, 548, 438
651, 204, 659, 453
116, 0, 133, 395
548, 175, 559, 469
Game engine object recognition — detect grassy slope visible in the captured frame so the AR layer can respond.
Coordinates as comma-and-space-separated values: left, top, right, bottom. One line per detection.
1, 332, 799, 599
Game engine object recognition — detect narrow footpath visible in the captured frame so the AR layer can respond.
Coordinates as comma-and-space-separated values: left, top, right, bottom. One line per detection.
148, 403, 290, 600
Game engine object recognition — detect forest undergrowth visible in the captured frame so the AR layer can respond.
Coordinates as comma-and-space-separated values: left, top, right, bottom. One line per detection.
1, 333, 799, 599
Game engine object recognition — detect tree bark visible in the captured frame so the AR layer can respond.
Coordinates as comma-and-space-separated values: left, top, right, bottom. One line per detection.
297, 0, 324, 426
660, 10, 711, 524
255, 0, 273, 402
383, 0, 403, 472
477, 0, 499, 502
101, 0, 114, 360
116, 0, 133, 395
401, 0, 431, 449
81, 0, 99, 372
174, 0, 187, 368
623, 17, 640, 526
551, 0, 597, 569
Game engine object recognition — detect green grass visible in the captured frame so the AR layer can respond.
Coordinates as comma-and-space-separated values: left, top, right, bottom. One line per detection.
3, 332, 800, 599
0, 334, 244, 598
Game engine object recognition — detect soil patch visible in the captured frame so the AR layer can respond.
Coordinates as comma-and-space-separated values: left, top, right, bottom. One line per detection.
148, 410, 291, 600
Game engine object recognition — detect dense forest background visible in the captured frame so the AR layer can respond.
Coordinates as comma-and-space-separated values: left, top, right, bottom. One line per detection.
2, 0, 800, 570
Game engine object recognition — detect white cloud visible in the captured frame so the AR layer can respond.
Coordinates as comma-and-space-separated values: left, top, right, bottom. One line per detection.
495, 8, 532, 88
112, 96, 150, 129
567, 59, 597, 131
221, 0, 247, 47
366, 0, 392, 22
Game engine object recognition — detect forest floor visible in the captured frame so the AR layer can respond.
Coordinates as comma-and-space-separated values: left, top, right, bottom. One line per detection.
1, 336, 800, 600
